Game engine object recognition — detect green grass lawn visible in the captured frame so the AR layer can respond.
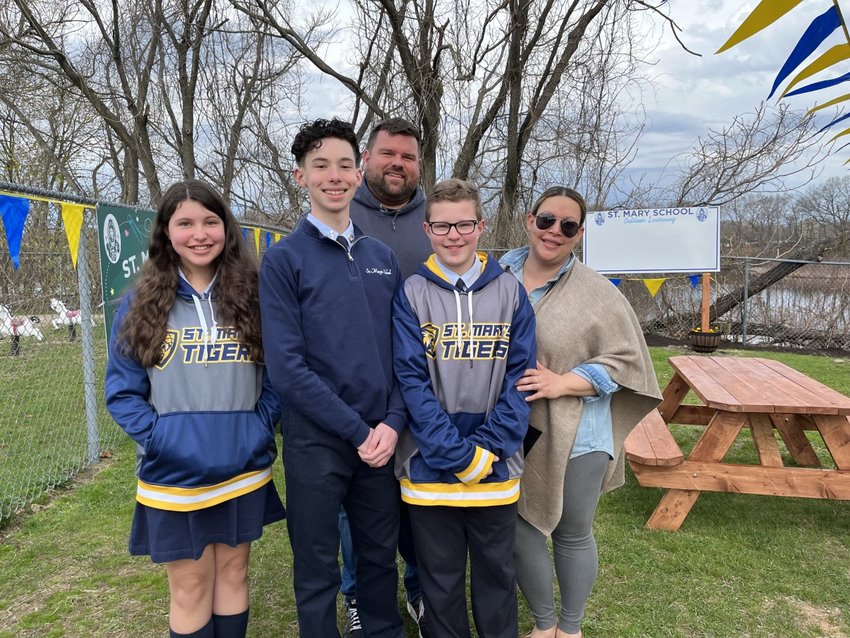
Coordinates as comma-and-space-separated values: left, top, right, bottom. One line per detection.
1, 345, 849, 637
0, 329, 121, 523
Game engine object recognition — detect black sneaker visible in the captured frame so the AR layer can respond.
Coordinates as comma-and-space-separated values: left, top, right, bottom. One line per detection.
343, 597, 363, 637
406, 596, 430, 638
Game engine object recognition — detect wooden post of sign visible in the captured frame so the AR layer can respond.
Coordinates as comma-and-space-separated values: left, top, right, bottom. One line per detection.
701, 273, 711, 331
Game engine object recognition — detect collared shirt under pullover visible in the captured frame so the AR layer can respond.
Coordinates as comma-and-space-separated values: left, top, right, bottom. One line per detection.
259, 219, 406, 448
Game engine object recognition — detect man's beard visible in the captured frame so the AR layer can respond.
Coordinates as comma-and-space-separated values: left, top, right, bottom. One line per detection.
366, 171, 416, 207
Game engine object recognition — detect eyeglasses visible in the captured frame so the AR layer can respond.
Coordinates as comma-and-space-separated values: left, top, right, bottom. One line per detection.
532, 212, 581, 238
427, 220, 479, 236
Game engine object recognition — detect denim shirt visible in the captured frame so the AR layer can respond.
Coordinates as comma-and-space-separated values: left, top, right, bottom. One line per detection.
500, 247, 618, 459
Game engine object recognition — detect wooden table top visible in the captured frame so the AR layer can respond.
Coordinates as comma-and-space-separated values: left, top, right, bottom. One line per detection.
668, 355, 850, 416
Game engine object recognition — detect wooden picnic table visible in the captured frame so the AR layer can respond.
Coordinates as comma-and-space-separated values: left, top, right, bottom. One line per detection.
625, 354, 850, 531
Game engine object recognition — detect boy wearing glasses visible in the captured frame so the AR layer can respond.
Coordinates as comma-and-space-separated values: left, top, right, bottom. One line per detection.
392, 178, 536, 638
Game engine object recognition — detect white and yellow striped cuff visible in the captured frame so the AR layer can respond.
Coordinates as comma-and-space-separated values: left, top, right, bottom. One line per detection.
455, 446, 495, 485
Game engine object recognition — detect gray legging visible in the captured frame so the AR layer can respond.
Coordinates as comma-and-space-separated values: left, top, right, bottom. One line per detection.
514, 451, 609, 634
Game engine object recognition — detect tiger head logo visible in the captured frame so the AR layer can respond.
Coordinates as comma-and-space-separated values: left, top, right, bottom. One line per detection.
155, 329, 179, 370
421, 323, 440, 359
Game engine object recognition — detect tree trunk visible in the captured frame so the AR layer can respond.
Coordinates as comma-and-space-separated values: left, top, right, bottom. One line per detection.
711, 243, 828, 321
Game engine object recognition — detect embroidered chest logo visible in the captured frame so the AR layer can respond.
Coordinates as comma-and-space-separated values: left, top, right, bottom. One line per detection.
155, 329, 180, 370
155, 326, 253, 369
421, 323, 440, 358
420, 322, 510, 360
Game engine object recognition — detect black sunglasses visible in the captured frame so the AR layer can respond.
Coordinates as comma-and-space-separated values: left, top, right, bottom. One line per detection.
532, 212, 581, 238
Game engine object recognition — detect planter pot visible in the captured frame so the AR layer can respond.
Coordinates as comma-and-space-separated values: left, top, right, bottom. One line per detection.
690, 330, 720, 353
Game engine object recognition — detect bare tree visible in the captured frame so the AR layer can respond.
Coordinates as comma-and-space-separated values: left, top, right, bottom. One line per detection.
797, 175, 850, 255
232, 0, 677, 244
0, 0, 302, 207
665, 102, 826, 209
720, 193, 798, 256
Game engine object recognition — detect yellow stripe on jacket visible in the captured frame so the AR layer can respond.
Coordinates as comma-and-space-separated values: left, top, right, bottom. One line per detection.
136, 467, 273, 512
399, 477, 520, 507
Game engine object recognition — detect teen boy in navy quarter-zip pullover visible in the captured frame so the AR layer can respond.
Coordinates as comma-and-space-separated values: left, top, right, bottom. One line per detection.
259, 118, 405, 638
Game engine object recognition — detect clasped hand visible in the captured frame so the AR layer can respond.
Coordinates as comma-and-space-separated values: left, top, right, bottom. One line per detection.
357, 423, 398, 467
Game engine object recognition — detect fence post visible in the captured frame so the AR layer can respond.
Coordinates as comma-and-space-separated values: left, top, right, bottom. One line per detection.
77, 224, 100, 465
742, 257, 749, 344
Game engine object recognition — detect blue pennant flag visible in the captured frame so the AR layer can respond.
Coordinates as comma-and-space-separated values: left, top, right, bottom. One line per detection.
768, 6, 841, 99
608, 278, 622, 287
786, 69, 850, 97
0, 195, 31, 270
241, 227, 248, 242
265, 231, 271, 249
688, 275, 701, 289
818, 111, 850, 133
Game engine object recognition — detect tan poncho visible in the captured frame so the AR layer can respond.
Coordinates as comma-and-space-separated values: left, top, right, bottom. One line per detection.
518, 258, 662, 535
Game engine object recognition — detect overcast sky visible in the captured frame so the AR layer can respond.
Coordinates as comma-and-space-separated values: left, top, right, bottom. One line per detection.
632, 0, 850, 190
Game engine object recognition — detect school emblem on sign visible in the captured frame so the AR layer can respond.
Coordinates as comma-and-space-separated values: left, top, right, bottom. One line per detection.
103, 214, 122, 264
421, 323, 440, 359
155, 329, 179, 370
594, 212, 605, 226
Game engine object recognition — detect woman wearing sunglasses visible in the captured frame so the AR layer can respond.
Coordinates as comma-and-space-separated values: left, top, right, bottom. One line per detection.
500, 187, 660, 638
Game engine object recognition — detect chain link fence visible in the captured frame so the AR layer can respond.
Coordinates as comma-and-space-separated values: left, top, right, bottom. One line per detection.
616, 256, 850, 352
0, 219, 121, 524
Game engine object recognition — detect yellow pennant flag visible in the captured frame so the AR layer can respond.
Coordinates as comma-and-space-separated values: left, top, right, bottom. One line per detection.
642, 278, 666, 298
781, 44, 850, 97
808, 92, 850, 114
829, 127, 850, 143
716, 0, 805, 54
61, 203, 85, 268
274, 233, 281, 242
253, 227, 261, 254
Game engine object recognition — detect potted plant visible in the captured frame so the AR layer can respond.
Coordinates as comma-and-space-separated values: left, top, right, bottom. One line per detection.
689, 326, 721, 353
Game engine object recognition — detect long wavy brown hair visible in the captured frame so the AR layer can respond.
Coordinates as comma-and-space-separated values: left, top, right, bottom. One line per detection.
119, 179, 264, 367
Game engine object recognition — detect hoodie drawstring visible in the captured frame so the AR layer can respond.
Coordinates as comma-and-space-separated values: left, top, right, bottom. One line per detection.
192, 293, 217, 367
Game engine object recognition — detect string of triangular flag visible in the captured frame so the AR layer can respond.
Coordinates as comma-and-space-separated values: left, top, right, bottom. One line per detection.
0, 191, 94, 271
607, 274, 708, 298
0, 188, 284, 271
241, 226, 282, 254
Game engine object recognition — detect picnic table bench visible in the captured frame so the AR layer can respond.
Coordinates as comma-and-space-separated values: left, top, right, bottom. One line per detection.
625, 355, 850, 530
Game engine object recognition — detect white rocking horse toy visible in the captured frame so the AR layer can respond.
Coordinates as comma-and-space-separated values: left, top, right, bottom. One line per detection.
50, 297, 94, 341
0, 303, 44, 355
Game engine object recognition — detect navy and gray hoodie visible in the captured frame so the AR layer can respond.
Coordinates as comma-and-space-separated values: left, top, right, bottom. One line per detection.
349, 181, 431, 279
259, 219, 406, 447
392, 252, 536, 507
105, 276, 280, 512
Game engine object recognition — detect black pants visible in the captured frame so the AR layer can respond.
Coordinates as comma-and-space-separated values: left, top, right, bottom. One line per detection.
283, 411, 403, 638
408, 503, 518, 638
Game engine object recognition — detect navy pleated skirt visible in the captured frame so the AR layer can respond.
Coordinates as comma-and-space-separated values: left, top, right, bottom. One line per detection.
129, 480, 285, 563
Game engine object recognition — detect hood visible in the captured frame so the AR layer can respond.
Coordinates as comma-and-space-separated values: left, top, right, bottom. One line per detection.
352, 180, 426, 218
416, 251, 503, 291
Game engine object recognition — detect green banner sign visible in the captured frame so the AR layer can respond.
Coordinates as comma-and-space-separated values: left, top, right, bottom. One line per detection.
96, 204, 156, 344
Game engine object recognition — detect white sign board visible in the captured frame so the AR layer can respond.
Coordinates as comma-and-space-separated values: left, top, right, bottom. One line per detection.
583, 206, 720, 274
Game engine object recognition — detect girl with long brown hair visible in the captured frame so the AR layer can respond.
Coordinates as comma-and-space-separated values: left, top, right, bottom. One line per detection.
106, 179, 284, 638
